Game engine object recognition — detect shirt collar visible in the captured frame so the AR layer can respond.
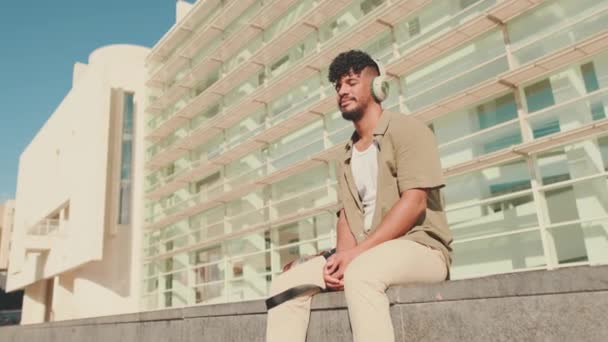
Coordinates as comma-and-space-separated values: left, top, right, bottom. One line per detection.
343, 111, 392, 160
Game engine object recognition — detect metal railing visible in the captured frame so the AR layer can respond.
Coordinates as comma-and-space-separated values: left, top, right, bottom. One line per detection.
27, 219, 61, 236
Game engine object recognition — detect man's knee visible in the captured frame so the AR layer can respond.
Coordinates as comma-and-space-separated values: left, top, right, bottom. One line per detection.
343, 258, 373, 290
269, 272, 290, 295
343, 256, 389, 294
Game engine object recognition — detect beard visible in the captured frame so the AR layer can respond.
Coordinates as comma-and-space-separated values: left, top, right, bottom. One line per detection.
341, 109, 363, 121
340, 101, 364, 122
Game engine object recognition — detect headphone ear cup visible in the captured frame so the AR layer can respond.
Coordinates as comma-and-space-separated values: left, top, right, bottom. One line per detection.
372, 76, 388, 102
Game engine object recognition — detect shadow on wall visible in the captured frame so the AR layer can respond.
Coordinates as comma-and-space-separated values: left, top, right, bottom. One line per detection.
78, 222, 134, 299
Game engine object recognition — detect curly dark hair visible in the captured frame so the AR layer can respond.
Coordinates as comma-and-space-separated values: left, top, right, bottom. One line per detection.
328, 50, 379, 84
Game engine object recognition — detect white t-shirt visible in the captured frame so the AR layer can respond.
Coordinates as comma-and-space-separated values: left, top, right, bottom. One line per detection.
351, 141, 378, 232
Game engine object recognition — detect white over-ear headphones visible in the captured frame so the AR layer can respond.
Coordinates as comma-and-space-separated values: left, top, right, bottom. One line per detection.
371, 59, 389, 103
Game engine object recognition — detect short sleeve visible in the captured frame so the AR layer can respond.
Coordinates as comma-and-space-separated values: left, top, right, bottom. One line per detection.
391, 117, 445, 194
334, 160, 345, 217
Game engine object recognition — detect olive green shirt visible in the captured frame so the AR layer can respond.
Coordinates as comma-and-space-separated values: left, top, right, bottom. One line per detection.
336, 111, 453, 268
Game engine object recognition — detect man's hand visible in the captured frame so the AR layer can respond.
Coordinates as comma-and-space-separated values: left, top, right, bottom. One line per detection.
324, 249, 362, 288
323, 263, 344, 291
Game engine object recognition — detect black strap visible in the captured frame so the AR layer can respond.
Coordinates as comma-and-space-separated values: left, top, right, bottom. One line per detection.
265, 285, 322, 310
266, 249, 336, 311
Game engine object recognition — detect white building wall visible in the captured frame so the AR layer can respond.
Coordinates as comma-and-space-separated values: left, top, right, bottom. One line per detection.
8, 44, 149, 323
0, 200, 15, 271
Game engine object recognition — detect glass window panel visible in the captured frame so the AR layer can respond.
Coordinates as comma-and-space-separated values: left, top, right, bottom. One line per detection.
591, 101, 607, 121
538, 134, 608, 186
434, 94, 522, 164
160, 223, 188, 242
194, 262, 224, 284
224, 71, 262, 105
460, 0, 481, 8
478, 94, 518, 129
402, 30, 507, 111
582, 62, 600, 93
263, 0, 314, 42
225, 150, 266, 180
537, 149, 572, 186
144, 245, 159, 258
228, 252, 271, 278
581, 62, 607, 120
226, 232, 267, 257
268, 120, 324, 169
195, 282, 224, 304
269, 75, 322, 126
118, 92, 134, 225
393, 0, 498, 60
508, 0, 608, 66
191, 134, 223, 163
189, 221, 227, 243
451, 231, 546, 279
325, 110, 352, 145
118, 183, 132, 224
192, 171, 221, 194
437, 118, 521, 168
189, 205, 224, 229
544, 175, 608, 225
524, 79, 555, 113
600, 136, 608, 171
481, 128, 522, 154
223, 1, 262, 38
191, 104, 221, 134
318, 0, 372, 44
532, 120, 560, 139
360, 30, 392, 59
144, 262, 158, 278
272, 186, 335, 220
144, 278, 159, 293
448, 193, 538, 241
403, 29, 504, 95
225, 109, 266, 149
271, 164, 327, 201
267, 32, 317, 80
225, 35, 264, 75
550, 218, 608, 265
445, 159, 531, 205
548, 224, 588, 265
272, 213, 335, 248
225, 165, 266, 191
163, 270, 188, 291
123, 93, 134, 134
162, 2, 223, 64
226, 189, 265, 217
228, 274, 270, 302
274, 238, 333, 271
527, 87, 608, 140
190, 245, 222, 266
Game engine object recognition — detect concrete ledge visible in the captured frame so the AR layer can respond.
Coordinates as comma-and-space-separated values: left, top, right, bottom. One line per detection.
1, 266, 607, 341
311, 264, 608, 309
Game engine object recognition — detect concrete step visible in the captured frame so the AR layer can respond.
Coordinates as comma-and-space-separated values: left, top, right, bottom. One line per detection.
1, 265, 607, 341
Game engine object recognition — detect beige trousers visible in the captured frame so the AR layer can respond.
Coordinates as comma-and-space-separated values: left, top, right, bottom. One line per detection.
266, 239, 447, 342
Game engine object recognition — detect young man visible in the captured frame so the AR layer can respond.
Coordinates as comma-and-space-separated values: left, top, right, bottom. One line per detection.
266, 50, 453, 342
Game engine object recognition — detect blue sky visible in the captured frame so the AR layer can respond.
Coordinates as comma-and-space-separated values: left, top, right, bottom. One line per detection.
0, 0, 178, 202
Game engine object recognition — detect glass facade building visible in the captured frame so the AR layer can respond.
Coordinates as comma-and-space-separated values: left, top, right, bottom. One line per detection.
142, 0, 608, 310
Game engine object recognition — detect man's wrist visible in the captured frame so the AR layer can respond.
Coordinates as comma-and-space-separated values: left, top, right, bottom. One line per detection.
352, 243, 368, 256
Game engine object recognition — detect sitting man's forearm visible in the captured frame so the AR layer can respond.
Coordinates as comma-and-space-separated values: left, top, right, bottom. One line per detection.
325, 189, 428, 282
355, 188, 428, 255
336, 208, 357, 252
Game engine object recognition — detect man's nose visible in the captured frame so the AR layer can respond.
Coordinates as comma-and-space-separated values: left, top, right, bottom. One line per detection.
338, 85, 349, 97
